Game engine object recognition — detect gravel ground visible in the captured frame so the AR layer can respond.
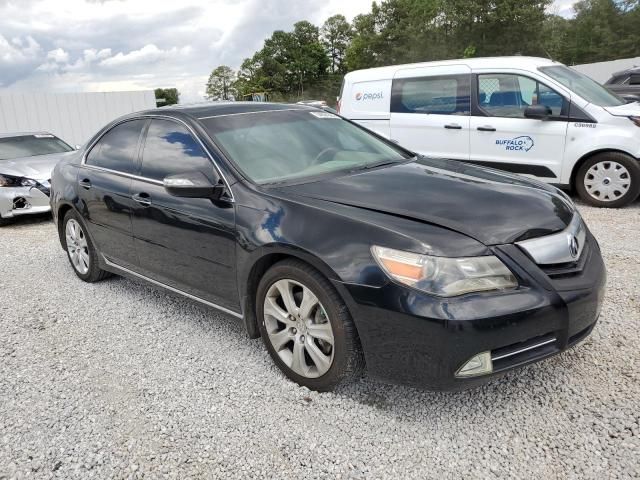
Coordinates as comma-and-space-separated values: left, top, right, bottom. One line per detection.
1, 200, 639, 480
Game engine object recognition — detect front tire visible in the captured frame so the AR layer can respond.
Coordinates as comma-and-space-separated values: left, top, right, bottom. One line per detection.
575, 152, 640, 208
62, 210, 111, 282
256, 260, 364, 391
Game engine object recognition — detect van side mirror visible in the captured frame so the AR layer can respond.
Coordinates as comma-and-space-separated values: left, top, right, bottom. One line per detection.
163, 171, 225, 200
524, 104, 552, 120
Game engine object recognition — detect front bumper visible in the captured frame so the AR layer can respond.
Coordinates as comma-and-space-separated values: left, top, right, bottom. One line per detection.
0, 183, 51, 219
338, 231, 606, 391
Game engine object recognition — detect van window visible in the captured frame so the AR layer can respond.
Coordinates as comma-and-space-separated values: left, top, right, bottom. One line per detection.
391, 75, 470, 115
540, 65, 624, 107
478, 74, 565, 118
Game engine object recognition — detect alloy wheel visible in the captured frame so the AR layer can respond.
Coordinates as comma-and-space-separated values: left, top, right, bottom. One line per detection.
263, 279, 335, 378
65, 219, 90, 275
584, 161, 631, 202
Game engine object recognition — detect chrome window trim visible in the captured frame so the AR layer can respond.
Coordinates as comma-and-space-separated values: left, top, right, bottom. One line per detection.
516, 213, 586, 265
196, 108, 306, 120
81, 164, 164, 186
102, 255, 243, 319
81, 114, 235, 202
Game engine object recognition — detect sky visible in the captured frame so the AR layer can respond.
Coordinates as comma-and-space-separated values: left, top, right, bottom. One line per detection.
0, 0, 578, 102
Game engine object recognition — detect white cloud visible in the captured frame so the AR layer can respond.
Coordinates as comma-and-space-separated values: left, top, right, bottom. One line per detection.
0, 0, 578, 101
46, 47, 69, 63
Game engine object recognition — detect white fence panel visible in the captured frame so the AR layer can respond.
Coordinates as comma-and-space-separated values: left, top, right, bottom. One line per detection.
0, 91, 156, 146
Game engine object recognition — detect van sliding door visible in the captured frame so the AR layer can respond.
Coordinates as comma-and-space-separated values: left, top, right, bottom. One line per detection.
390, 65, 472, 161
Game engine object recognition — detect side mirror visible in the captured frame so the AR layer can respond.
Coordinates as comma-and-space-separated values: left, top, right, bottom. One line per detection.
524, 104, 552, 120
622, 93, 640, 104
163, 171, 225, 200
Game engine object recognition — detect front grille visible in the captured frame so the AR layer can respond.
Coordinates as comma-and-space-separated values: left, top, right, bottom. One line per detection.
491, 333, 558, 372
539, 240, 591, 279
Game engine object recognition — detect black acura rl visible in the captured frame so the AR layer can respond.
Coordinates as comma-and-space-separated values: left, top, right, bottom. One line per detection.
50, 103, 606, 391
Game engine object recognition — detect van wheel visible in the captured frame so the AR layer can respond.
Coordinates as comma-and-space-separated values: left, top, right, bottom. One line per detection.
575, 152, 640, 208
256, 259, 364, 391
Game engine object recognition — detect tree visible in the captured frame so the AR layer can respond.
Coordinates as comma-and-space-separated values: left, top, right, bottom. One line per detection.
154, 88, 179, 107
321, 15, 353, 73
206, 65, 236, 100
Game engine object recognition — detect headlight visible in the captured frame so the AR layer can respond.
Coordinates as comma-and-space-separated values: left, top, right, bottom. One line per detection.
0, 174, 37, 187
371, 246, 518, 297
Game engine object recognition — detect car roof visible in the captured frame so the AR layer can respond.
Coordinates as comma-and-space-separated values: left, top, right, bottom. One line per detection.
611, 65, 640, 77
146, 102, 314, 120
0, 131, 56, 139
344, 56, 561, 82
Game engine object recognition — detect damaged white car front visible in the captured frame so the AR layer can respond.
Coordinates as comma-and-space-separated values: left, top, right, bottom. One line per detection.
0, 132, 75, 225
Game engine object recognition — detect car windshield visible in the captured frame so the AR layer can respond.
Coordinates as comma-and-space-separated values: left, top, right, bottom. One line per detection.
0, 135, 73, 161
540, 65, 625, 107
201, 109, 410, 184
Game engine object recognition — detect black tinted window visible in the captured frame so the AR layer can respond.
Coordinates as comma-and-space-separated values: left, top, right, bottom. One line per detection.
86, 120, 146, 173
140, 119, 213, 182
391, 75, 471, 115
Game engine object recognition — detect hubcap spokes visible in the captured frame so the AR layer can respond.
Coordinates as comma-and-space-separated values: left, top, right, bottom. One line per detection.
66, 219, 90, 274
263, 279, 334, 378
584, 161, 630, 202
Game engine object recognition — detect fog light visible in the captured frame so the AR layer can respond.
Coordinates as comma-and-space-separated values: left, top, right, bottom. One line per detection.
456, 351, 493, 378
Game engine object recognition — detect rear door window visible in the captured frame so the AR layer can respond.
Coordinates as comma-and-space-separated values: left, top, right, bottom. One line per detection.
139, 119, 214, 182
85, 120, 146, 173
391, 75, 470, 115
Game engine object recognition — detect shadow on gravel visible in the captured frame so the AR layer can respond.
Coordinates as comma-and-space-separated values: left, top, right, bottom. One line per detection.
98, 269, 589, 419
1, 212, 53, 229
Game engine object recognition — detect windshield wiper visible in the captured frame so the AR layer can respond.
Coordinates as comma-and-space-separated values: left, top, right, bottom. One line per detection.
352, 156, 416, 172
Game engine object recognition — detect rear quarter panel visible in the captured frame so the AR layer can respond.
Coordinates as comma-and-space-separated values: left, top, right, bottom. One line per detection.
341, 78, 392, 138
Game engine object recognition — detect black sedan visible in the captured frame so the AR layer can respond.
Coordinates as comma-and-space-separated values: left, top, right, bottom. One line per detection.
50, 103, 606, 391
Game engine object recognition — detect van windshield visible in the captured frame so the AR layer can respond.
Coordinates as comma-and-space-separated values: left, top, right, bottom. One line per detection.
201, 109, 410, 185
540, 65, 625, 107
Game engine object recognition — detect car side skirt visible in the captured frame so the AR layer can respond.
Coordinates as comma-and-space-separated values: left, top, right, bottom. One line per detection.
101, 255, 244, 319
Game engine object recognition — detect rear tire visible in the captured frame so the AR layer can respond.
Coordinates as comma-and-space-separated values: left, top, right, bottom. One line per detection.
256, 259, 364, 391
575, 152, 640, 208
62, 210, 111, 282
0, 217, 12, 227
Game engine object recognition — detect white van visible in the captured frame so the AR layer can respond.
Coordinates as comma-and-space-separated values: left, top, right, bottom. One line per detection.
339, 56, 640, 207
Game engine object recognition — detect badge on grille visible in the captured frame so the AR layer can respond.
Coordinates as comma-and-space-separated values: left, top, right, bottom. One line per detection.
568, 235, 580, 259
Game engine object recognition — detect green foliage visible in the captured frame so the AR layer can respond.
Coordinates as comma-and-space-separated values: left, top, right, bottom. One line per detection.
206, 0, 640, 105
154, 88, 179, 106
322, 14, 354, 73
206, 65, 236, 100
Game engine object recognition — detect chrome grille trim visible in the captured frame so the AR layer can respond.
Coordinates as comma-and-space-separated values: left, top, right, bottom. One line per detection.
516, 214, 586, 265
491, 338, 556, 361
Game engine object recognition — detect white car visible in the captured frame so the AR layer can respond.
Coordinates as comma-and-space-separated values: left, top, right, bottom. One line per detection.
338, 56, 640, 207
0, 132, 75, 225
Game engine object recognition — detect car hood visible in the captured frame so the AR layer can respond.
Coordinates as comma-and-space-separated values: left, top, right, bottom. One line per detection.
0, 151, 74, 181
276, 158, 574, 246
603, 101, 640, 116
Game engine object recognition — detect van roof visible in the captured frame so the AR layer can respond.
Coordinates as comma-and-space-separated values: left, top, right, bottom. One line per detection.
344, 56, 561, 82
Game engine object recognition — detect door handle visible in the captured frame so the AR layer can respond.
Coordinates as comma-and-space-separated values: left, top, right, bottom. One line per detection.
132, 192, 151, 207
444, 124, 462, 129
477, 126, 496, 132
79, 178, 91, 190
